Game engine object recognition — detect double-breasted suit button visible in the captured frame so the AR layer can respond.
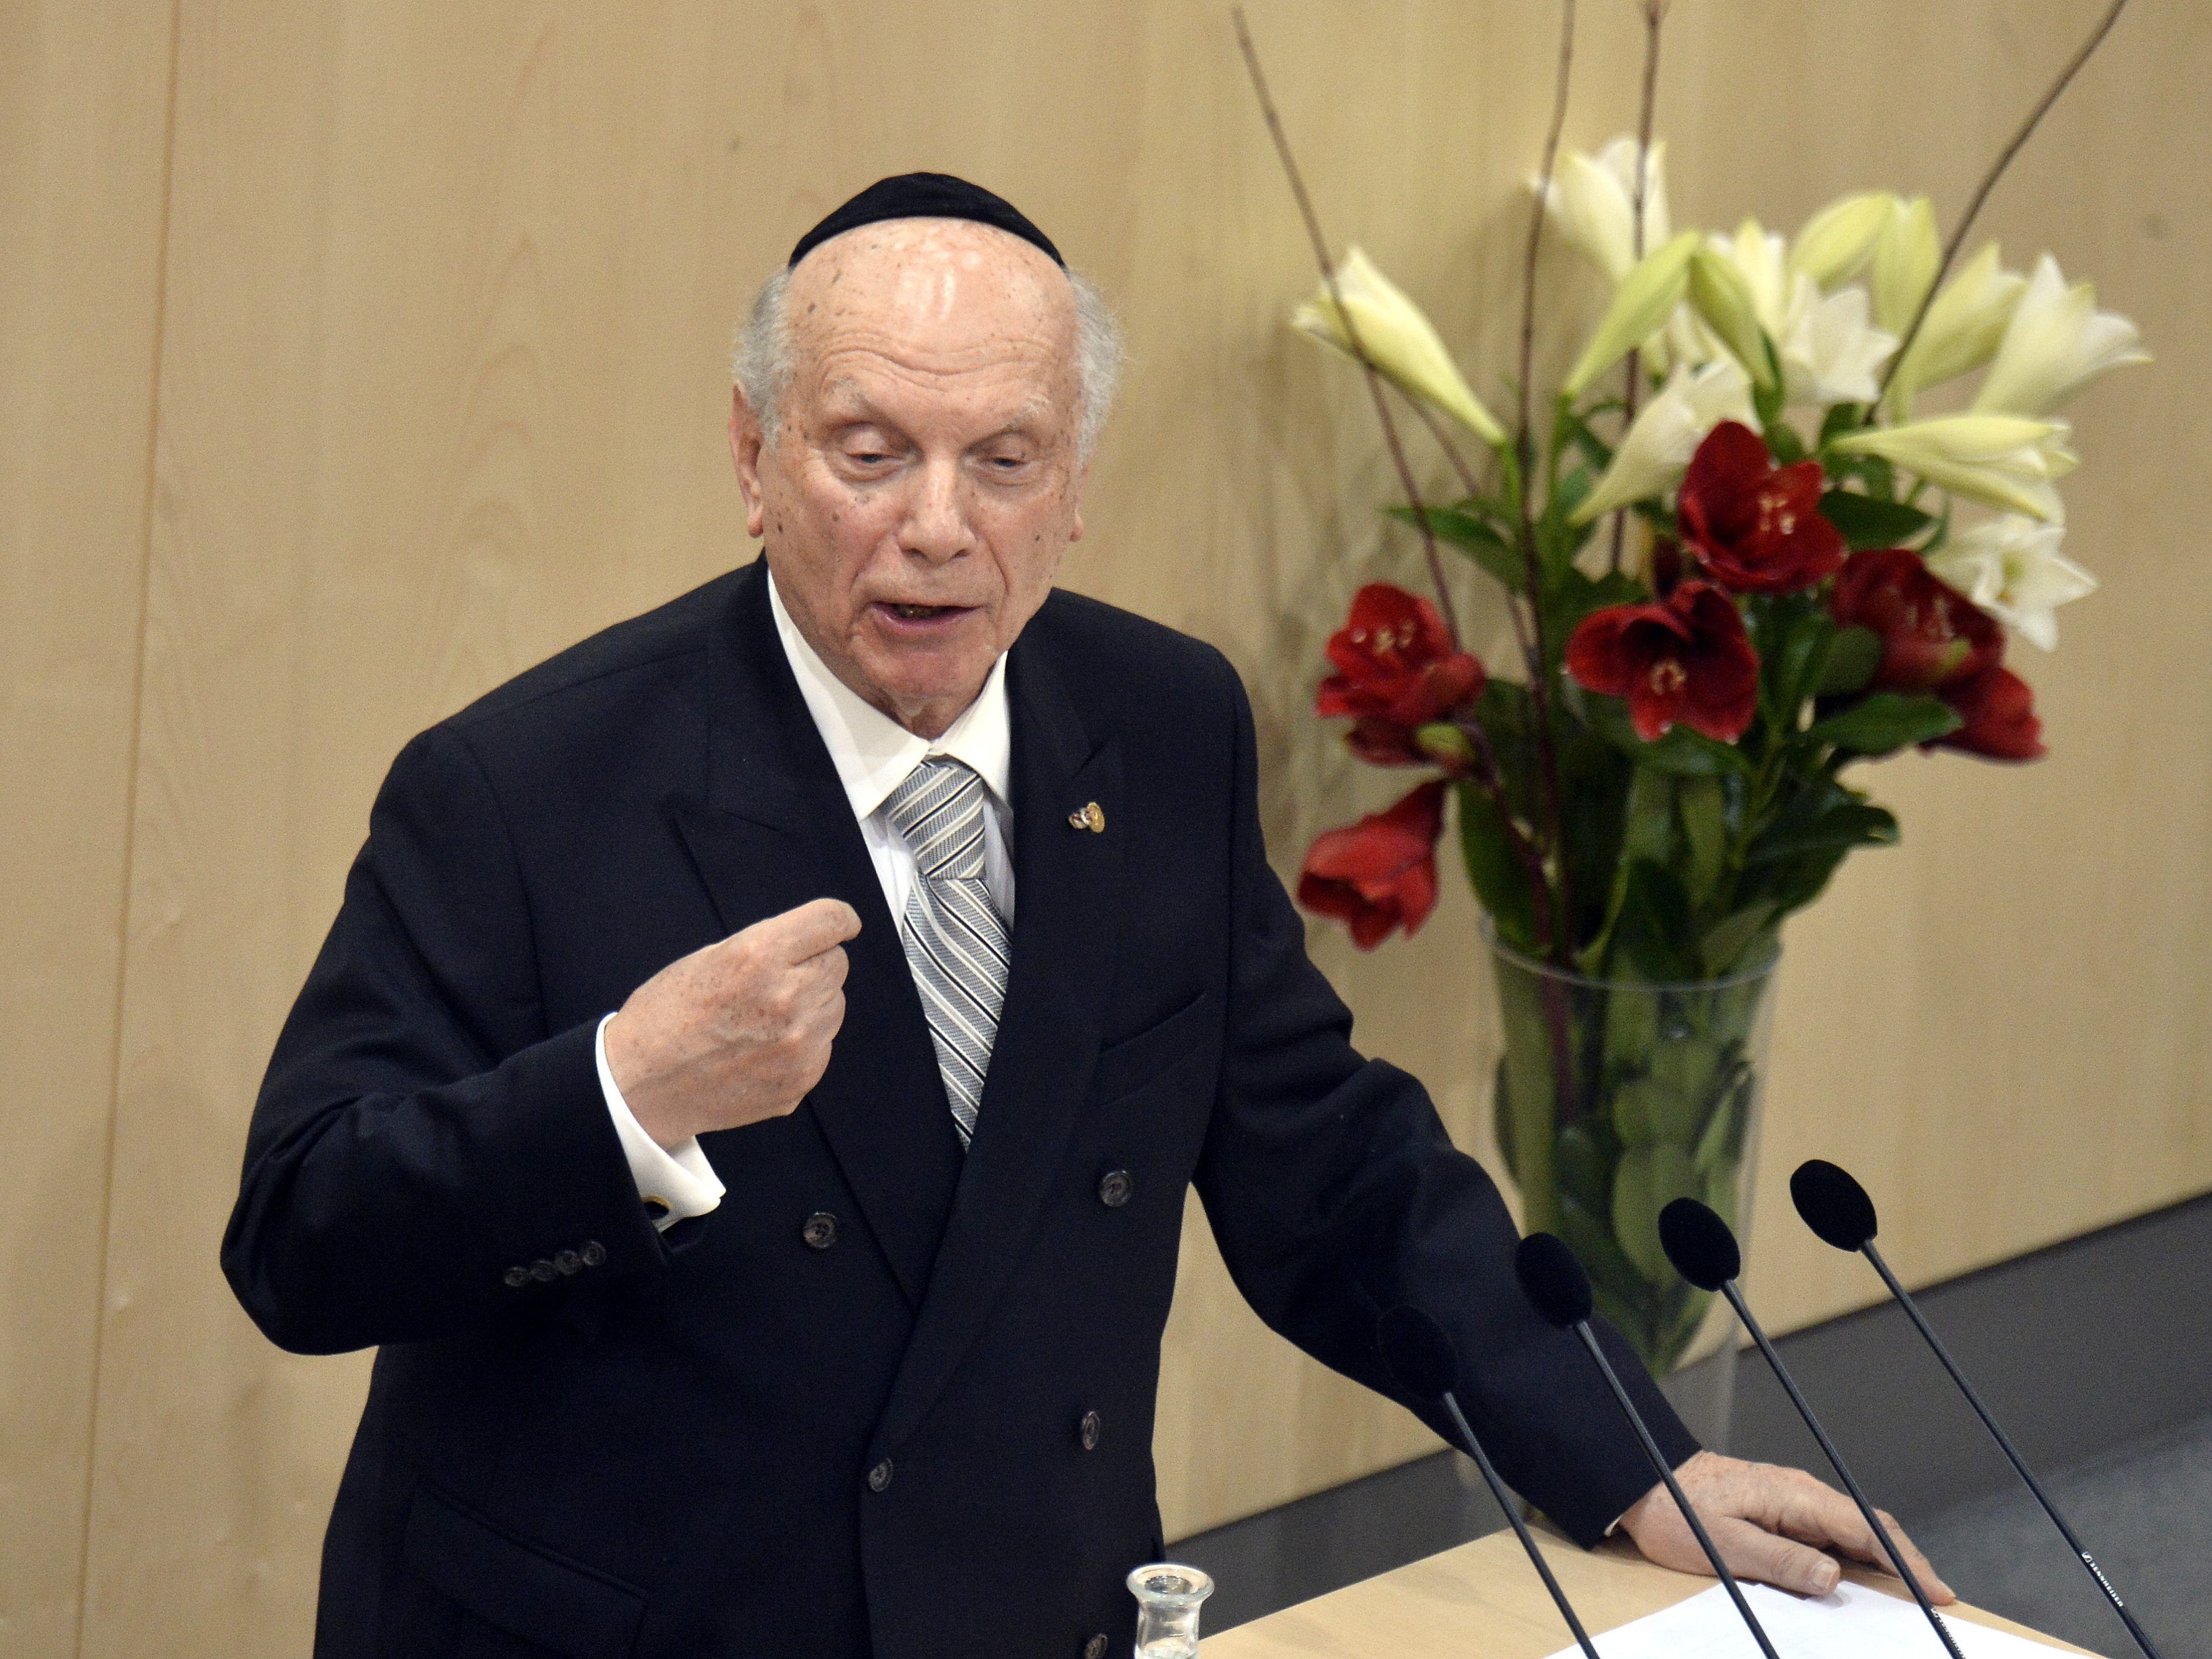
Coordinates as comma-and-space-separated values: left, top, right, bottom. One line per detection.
866, 1459, 894, 1493
801, 1211, 839, 1250
503, 1266, 530, 1289
1084, 1634, 1109, 1659
554, 1249, 582, 1276
528, 1259, 557, 1283
579, 1240, 606, 1267
1097, 1169, 1134, 1208
1079, 1410, 1102, 1451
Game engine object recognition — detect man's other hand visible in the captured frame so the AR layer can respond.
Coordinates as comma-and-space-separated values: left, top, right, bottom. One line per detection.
1619, 1451, 1956, 1602
605, 898, 861, 1147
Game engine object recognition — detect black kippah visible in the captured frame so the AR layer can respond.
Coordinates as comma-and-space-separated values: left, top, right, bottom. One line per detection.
788, 172, 1064, 270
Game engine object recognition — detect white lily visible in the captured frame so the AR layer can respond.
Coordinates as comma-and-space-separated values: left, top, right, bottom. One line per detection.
1292, 247, 1508, 447
1925, 515, 2097, 650
1538, 136, 1670, 284
1563, 230, 1701, 397
1790, 192, 1895, 291
1570, 359, 1756, 525
1779, 283, 1896, 408
1884, 244, 2027, 419
1870, 195, 1939, 336
1829, 414, 2076, 523
1696, 220, 1895, 406
1972, 252, 2152, 418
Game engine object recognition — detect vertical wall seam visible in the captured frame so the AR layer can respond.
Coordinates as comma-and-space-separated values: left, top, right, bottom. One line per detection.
73, 0, 187, 1652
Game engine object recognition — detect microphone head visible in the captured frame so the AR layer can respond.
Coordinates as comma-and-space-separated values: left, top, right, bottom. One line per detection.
1515, 1233, 1594, 1329
1376, 1307, 1461, 1399
1791, 1159, 1880, 1251
1658, 1198, 1741, 1291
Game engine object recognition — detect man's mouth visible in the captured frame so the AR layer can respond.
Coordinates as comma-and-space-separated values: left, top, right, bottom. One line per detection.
889, 603, 956, 619
876, 601, 974, 625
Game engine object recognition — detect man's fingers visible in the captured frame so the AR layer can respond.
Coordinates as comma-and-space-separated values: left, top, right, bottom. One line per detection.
1709, 1515, 1842, 1599
742, 897, 862, 963
1849, 1508, 1956, 1603
1774, 1477, 1957, 1605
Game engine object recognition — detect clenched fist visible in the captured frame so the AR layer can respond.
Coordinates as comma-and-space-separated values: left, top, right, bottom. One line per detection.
604, 897, 862, 1148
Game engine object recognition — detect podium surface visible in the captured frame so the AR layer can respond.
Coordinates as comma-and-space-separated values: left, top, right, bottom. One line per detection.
1201, 1527, 2098, 1656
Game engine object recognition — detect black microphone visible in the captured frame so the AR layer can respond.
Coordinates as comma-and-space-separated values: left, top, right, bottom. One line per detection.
1660, 1197, 1964, 1658
1376, 1306, 1602, 1659
1791, 1159, 2167, 1659
1514, 1233, 1782, 1659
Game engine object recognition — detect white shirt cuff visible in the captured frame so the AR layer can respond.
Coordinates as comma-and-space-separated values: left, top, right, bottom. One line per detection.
596, 1013, 724, 1231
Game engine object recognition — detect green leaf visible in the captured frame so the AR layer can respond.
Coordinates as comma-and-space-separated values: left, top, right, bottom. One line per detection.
1807, 692, 1962, 755
1456, 782, 1538, 950
1613, 1143, 1700, 1283
1677, 775, 1728, 905
1390, 504, 1526, 594
1586, 695, 1756, 777
1819, 625, 1883, 695
1700, 903, 1779, 976
1743, 801, 1902, 862
1819, 488, 1936, 552
1610, 859, 1697, 982
1555, 1123, 1613, 1215
1611, 1034, 1724, 1149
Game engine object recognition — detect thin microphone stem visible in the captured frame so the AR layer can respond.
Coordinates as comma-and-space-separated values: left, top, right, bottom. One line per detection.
1572, 1322, 1780, 1659
1437, 1390, 1601, 1659
1720, 1281, 1964, 1659
1862, 1242, 2166, 1659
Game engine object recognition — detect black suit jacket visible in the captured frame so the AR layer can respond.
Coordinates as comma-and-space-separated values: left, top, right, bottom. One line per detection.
222, 559, 1693, 1659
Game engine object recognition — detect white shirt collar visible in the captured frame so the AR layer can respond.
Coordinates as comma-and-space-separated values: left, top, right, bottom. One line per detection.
767, 567, 1013, 822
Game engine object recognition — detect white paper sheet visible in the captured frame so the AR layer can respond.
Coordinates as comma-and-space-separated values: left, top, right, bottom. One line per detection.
1539, 1579, 2097, 1658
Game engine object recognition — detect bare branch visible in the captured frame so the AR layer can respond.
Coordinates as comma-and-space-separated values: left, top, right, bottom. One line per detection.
1517, 0, 1578, 458
1233, 6, 1463, 646
1610, 0, 1668, 574
1878, 0, 2133, 399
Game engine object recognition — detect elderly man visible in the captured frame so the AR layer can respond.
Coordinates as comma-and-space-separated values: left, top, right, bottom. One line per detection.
223, 175, 1947, 1659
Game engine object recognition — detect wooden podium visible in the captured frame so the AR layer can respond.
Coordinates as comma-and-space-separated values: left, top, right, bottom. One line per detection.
1202, 1527, 2097, 1656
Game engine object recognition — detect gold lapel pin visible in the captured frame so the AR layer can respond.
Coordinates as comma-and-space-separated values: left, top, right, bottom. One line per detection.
1067, 801, 1105, 834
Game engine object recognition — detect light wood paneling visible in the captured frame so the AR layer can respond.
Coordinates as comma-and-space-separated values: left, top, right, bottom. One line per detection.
7, 2, 2206, 1649
0, 5, 177, 1656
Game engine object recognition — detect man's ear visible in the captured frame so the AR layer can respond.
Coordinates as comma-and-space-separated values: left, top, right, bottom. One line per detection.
730, 387, 768, 540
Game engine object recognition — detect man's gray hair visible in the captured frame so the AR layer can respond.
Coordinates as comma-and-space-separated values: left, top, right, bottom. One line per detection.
730, 262, 1125, 464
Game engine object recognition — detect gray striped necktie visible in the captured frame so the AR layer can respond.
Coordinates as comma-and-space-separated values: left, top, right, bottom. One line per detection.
882, 756, 1010, 1147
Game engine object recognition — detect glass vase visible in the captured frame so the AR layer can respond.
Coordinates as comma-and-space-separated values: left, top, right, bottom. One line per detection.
1127, 1563, 1213, 1658
1484, 927, 1778, 1383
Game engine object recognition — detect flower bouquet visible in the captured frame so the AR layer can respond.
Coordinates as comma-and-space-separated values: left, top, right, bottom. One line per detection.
1244, 8, 2146, 1371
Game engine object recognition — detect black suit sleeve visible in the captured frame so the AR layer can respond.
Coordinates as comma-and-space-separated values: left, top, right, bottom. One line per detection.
221, 724, 672, 1355
1190, 655, 1699, 1547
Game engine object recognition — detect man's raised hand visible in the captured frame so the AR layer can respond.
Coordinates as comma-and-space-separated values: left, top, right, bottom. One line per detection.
604, 897, 861, 1147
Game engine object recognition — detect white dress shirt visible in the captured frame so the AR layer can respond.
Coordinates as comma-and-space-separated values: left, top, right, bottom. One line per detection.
599, 571, 1016, 1229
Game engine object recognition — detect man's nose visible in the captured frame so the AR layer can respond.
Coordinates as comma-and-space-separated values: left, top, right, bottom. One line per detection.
899, 458, 972, 564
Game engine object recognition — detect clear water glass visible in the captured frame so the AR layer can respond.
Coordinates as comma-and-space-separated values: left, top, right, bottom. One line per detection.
1127, 1562, 1214, 1658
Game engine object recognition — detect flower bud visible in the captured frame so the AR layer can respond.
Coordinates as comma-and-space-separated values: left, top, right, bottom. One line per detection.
1789, 191, 1895, 291
1689, 243, 1773, 388
1971, 252, 2151, 419
1829, 414, 2075, 523
1870, 195, 1939, 336
1884, 244, 2026, 419
1563, 229, 1701, 398
1292, 248, 1507, 446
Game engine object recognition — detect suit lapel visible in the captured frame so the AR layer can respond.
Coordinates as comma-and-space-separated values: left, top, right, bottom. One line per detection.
668, 563, 963, 1309
876, 633, 1127, 1453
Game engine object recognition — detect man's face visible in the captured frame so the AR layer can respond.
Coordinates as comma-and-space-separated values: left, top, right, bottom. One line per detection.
731, 219, 1088, 739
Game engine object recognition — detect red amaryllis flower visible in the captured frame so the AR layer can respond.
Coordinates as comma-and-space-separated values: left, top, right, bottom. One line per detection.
1935, 662, 2046, 762
1564, 581, 1759, 743
1830, 548, 2003, 693
1297, 781, 1448, 949
1677, 421, 1847, 594
1317, 584, 1485, 746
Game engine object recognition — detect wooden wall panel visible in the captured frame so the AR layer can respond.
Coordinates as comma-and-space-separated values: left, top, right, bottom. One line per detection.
0, 5, 177, 1656
12, 0, 2206, 1648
